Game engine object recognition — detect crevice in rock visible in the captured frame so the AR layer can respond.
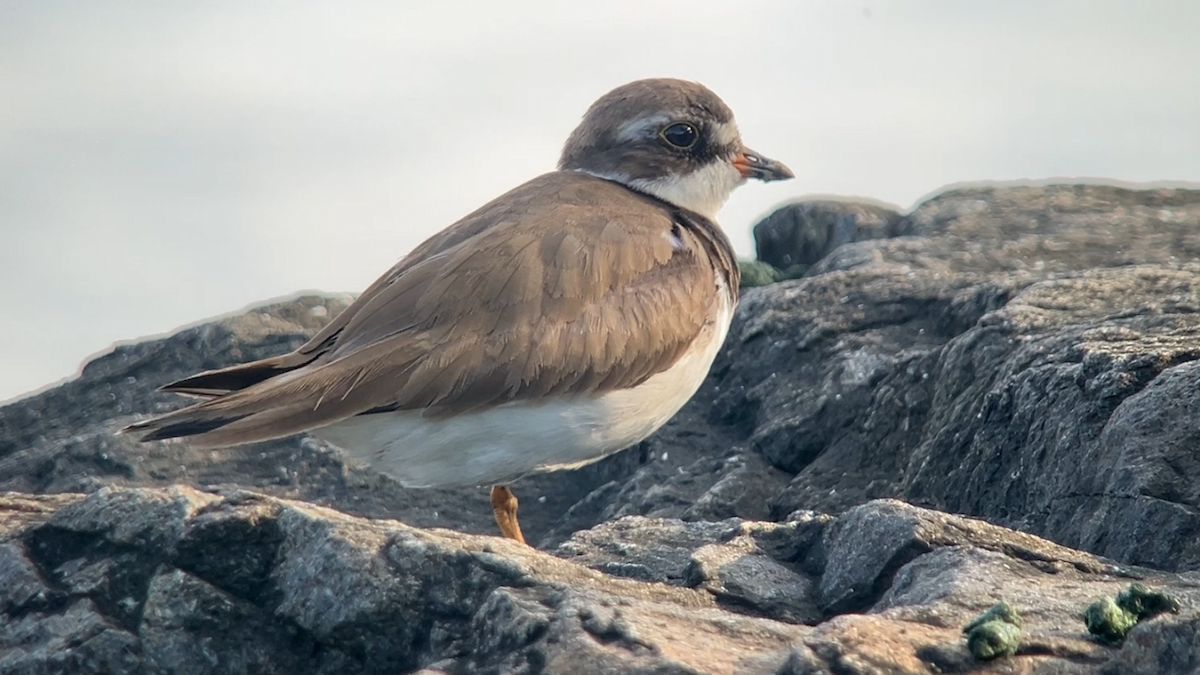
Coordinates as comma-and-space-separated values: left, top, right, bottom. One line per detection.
23, 525, 162, 632
822, 539, 935, 616
1047, 492, 1200, 516
170, 508, 287, 607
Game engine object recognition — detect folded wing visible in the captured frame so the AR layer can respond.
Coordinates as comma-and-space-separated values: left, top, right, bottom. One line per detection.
124, 175, 733, 449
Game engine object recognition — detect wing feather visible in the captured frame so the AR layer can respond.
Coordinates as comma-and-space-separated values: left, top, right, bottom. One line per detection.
125, 173, 737, 448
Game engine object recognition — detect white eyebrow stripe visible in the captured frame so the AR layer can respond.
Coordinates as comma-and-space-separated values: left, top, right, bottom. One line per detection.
614, 114, 672, 142
712, 121, 741, 148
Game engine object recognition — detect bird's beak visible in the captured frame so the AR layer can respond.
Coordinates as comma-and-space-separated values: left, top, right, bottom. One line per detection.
733, 147, 794, 182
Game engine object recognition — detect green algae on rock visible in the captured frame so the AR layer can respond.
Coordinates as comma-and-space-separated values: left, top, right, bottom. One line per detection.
962, 600, 1022, 660
737, 260, 806, 289
1083, 583, 1182, 645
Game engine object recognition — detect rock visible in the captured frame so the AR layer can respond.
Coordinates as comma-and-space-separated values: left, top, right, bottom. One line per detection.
5, 488, 1200, 674
140, 569, 342, 675
0, 597, 144, 675
813, 184, 1200, 276
557, 516, 825, 624
709, 185, 1200, 571
685, 539, 819, 625
815, 500, 1107, 615
556, 515, 743, 584
2, 487, 807, 674
897, 267, 1200, 569
752, 199, 905, 270
1100, 617, 1200, 675
0, 493, 80, 538
5, 181, 1200, 671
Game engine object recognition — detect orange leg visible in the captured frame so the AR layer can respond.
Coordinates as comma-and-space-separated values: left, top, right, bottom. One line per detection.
490, 485, 527, 545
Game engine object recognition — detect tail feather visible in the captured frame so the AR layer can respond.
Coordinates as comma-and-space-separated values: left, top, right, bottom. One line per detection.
120, 396, 328, 449
123, 328, 429, 448
126, 413, 250, 442
121, 353, 320, 445
158, 353, 314, 398
121, 346, 407, 448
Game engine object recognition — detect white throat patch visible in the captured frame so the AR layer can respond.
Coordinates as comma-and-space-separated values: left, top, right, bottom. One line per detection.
626, 161, 746, 221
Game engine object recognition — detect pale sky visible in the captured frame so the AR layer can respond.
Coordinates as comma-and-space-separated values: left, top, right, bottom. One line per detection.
2, 0, 1199, 403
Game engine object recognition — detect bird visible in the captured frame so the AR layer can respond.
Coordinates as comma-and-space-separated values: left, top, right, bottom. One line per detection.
122, 78, 793, 545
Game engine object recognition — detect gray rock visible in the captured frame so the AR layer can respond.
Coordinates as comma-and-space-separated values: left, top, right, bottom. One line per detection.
752, 199, 905, 270
0, 598, 143, 675
686, 539, 819, 624
817, 499, 1107, 615
709, 184, 1200, 570
1051, 360, 1200, 570
557, 515, 743, 584
141, 569, 346, 675
1100, 616, 1200, 675
897, 267, 1200, 568
3, 488, 807, 674
0, 541, 50, 614
682, 451, 792, 522
813, 184, 1200, 276
4, 488, 1200, 674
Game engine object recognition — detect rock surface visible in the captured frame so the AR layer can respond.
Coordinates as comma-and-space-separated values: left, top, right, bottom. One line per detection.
719, 184, 1200, 573
752, 199, 906, 272
5, 487, 1200, 674
4, 181, 1200, 672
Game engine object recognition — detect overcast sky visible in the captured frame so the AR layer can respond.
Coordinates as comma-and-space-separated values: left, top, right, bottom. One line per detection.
2, 0, 1199, 403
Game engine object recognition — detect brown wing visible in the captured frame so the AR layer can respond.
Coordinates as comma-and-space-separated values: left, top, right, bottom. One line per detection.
126, 172, 736, 448
156, 189, 514, 398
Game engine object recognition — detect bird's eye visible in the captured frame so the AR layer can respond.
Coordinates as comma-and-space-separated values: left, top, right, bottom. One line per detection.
659, 122, 699, 149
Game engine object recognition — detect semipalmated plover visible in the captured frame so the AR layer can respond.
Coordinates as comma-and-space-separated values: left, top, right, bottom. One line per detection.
124, 78, 793, 544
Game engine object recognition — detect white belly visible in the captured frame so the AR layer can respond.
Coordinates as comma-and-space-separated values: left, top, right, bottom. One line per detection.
312, 296, 734, 488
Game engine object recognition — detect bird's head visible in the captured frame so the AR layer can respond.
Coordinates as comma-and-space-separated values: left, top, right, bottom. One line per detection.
558, 78, 793, 219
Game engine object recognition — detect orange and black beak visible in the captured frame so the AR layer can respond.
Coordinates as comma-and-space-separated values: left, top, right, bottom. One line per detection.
734, 147, 794, 182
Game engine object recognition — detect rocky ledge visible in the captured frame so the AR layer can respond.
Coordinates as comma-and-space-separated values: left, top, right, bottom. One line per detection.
3, 487, 1197, 674
3, 182, 1200, 673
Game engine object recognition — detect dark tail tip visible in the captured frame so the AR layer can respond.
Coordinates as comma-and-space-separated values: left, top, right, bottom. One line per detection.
158, 365, 290, 396
121, 415, 248, 442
